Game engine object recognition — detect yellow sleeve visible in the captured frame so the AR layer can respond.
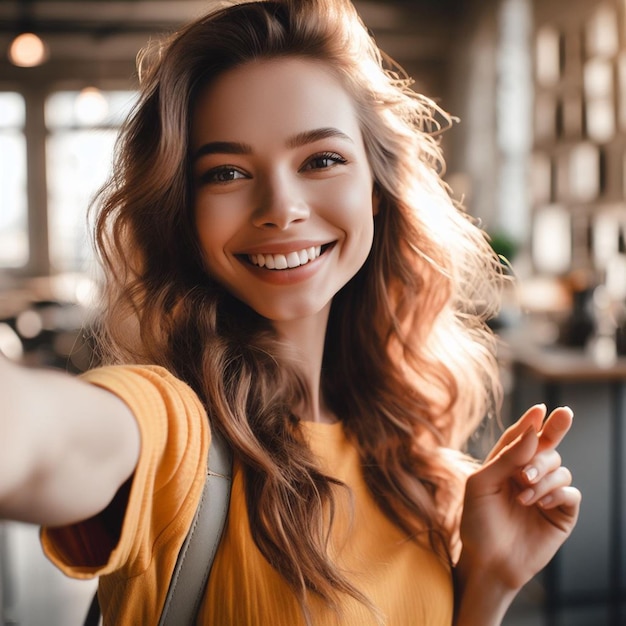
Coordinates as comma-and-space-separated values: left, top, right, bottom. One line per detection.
40, 365, 210, 624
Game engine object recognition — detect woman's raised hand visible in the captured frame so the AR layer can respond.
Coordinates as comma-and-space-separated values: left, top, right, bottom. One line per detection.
453, 405, 581, 625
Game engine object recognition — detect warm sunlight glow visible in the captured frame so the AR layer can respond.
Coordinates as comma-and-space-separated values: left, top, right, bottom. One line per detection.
74, 87, 109, 126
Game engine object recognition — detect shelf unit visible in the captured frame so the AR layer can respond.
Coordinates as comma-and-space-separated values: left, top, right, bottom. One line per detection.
531, 0, 626, 278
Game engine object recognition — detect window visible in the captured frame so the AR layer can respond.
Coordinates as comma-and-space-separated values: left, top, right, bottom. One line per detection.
45, 89, 137, 273
0, 93, 28, 267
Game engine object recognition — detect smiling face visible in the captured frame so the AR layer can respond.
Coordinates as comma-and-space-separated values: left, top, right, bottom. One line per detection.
191, 57, 377, 324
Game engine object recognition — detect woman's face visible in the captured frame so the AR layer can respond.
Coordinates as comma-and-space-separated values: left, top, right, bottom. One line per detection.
191, 57, 377, 323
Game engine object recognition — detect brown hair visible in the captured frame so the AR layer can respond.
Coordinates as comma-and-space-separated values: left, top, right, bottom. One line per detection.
92, 0, 504, 620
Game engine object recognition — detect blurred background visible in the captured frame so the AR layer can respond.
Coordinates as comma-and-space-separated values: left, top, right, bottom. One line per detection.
0, 0, 625, 624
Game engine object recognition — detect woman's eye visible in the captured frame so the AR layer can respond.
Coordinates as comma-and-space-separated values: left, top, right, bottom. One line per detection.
200, 166, 247, 185
302, 152, 347, 171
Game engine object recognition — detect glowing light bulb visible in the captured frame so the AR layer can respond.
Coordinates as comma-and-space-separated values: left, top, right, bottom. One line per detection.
8, 32, 49, 68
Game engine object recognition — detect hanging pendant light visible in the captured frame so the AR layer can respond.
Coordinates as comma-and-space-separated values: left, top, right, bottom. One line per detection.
7, 0, 49, 68
8, 31, 49, 67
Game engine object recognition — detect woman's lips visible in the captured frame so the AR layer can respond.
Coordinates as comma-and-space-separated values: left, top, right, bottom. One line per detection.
236, 243, 335, 283
237, 242, 334, 268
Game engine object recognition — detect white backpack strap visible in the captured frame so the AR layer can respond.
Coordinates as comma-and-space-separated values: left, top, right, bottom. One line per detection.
158, 429, 233, 626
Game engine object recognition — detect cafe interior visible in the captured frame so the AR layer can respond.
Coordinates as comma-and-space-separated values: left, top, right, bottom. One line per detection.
0, 0, 625, 624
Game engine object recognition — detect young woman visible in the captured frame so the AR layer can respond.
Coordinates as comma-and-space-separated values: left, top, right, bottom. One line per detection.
0, 1, 580, 624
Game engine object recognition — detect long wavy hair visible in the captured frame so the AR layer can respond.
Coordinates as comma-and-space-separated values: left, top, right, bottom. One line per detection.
92, 0, 504, 619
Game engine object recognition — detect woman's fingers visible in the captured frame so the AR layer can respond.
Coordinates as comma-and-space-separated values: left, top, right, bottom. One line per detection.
519, 448, 562, 486
469, 426, 539, 495
486, 404, 574, 464
517, 465, 573, 506
532, 485, 582, 535
537, 406, 574, 452
475, 404, 580, 532
538, 486, 582, 515
485, 404, 546, 462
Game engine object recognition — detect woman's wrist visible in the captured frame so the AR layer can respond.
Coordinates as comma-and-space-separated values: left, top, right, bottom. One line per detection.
453, 552, 519, 626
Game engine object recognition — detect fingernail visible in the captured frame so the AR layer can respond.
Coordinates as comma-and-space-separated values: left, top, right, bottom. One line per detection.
560, 406, 574, 418
523, 466, 538, 483
518, 488, 534, 504
539, 494, 553, 508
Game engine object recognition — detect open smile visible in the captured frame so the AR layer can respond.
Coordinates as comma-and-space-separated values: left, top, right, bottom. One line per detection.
240, 243, 334, 271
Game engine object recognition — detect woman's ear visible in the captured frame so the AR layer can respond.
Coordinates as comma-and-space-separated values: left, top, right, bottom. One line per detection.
372, 182, 381, 216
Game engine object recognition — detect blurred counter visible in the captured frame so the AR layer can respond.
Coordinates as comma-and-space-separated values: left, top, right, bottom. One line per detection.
510, 340, 626, 382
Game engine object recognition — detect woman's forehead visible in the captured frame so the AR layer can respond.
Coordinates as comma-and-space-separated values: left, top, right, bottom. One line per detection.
190, 57, 364, 149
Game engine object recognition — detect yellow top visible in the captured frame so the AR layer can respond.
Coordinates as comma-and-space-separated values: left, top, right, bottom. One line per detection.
42, 365, 453, 625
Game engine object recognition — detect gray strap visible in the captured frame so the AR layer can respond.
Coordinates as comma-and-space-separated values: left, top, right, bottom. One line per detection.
158, 429, 233, 626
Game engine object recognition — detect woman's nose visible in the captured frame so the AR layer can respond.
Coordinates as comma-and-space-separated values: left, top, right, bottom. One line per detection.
251, 176, 310, 230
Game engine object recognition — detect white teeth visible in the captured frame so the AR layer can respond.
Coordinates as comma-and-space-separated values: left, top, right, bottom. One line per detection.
286, 251, 300, 268
274, 254, 288, 270
248, 245, 324, 270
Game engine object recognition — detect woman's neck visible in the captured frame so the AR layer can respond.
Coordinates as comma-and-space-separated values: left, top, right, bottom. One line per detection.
272, 305, 336, 424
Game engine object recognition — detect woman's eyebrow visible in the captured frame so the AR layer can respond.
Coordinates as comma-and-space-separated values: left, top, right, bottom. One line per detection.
193, 141, 252, 161
286, 127, 354, 149
192, 127, 354, 162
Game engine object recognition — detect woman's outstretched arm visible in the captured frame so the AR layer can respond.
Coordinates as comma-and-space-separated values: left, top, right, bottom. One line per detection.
0, 355, 140, 527
454, 404, 581, 626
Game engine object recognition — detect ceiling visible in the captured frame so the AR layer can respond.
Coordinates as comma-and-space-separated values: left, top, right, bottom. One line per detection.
0, 0, 463, 81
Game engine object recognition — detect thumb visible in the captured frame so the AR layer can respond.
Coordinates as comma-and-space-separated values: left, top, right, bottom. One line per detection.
468, 426, 539, 495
